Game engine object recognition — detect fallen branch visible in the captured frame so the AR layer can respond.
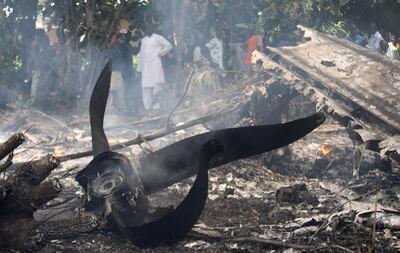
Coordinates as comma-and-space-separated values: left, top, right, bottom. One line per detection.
31, 110, 68, 128
30, 154, 60, 183
3, 154, 60, 190
57, 103, 243, 162
330, 244, 354, 253
0, 133, 25, 161
0, 154, 61, 251
228, 237, 326, 251
166, 66, 195, 130
0, 154, 13, 173
104, 89, 243, 132
31, 180, 62, 209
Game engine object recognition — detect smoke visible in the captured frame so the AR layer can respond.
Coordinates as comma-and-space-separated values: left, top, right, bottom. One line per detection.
0, 0, 334, 155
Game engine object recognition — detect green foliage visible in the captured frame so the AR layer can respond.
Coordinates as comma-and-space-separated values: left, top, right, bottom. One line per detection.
201, 0, 350, 43
0, 0, 148, 99
0, 0, 38, 91
305, 1, 351, 38
39, 0, 147, 46
318, 20, 347, 37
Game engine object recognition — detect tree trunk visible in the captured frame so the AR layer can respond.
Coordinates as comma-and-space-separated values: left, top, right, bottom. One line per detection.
67, 0, 81, 102
175, 0, 189, 96
85, 0, 96, 90
17, 0, 39, 77
0, 0, 4, 62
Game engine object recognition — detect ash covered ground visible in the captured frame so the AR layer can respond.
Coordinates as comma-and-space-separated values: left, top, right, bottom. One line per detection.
1, 81, 399, 253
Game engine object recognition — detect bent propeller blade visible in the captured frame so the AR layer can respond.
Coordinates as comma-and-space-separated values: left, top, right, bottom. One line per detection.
90, 60, 112, 157
139, 112, 326, 194
120, 140, 223, 248
76, 60, 113, 212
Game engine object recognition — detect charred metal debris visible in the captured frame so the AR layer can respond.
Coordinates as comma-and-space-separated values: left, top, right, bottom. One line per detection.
75, 60, 325, 248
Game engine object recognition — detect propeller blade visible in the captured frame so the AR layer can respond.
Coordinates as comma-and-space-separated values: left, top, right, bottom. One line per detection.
90, 60, 112, 157
109, 140, 224, 248
139, 112, 325, 194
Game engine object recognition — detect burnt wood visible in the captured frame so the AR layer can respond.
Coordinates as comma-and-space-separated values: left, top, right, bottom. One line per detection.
0, 133, 25, 161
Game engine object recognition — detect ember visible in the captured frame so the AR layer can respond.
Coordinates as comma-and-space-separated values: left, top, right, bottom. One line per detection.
53, 146, 65, 156
319, 144, 333, 156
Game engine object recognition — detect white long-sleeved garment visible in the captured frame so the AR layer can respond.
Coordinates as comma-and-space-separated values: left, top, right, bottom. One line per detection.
206, 37, 224, 69
366, 31, 383, 52
138, 33, 172, 88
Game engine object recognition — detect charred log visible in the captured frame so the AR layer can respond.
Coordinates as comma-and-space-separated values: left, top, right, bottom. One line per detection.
0, 132, 24, 162
1, 154, 59, 192
0, 154, 13, 174
0, 153, 60, 251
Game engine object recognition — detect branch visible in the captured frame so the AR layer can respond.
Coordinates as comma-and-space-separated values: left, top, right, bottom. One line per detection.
31, 180, 61, 209
2, 154, 60, 191
57, 103, 242, 162
0, 133, 25, 161
0, 154, 13, 173
30, 154, 61, 185
228, 237, 326, 251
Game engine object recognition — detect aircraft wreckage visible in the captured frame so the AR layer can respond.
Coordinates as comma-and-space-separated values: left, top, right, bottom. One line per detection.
75, 60, 326, 247
1, 26, 399, 252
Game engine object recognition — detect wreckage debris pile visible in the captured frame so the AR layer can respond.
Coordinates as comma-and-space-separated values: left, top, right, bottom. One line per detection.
0, 123, 398, 252
0, 73, 399, 252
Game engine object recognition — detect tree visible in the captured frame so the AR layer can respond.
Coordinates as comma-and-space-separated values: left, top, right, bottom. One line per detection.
0, 0, 149, 110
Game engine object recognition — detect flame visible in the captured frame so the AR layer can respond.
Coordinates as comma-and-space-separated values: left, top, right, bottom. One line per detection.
53, 146, 64, 156
319, 144, 332, 156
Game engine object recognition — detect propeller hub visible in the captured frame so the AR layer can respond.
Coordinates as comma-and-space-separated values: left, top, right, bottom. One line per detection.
91, 169, 125, 197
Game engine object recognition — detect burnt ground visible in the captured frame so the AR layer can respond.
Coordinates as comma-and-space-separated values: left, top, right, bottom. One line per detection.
1, 80, 400, 252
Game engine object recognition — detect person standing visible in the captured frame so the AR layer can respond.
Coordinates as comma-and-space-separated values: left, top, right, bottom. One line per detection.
206, 29, 224, 70
366, 23, 384, 52
245, 29, 264, 65
138, 26, 172, 111
109, 19, 145, 114
386, 37, 400, 60
345, 24, 366, 46
109, 30, 127, 112
229, 29, 247, 72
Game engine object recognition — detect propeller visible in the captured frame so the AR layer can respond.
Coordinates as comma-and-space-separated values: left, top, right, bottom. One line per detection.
90, 60, 111, 157
116, 140, 224, 248
139, 112, 325, 194
76, 61, 326, 247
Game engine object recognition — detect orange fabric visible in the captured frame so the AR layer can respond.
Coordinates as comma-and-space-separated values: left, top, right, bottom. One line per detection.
110, 34, 118, 46
245, 35, 263, 65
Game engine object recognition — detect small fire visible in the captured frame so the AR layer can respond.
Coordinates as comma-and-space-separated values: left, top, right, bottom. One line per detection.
53, 146, 64, 156
319, 144, 333, 156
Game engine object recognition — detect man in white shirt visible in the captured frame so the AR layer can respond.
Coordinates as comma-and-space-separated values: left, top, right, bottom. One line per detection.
206, 30, 224, 70
138, 26, 172, 110
366, 23, 384, 52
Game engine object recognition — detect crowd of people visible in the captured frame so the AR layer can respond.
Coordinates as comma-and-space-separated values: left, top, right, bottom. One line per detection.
346, 22, 400, 60
106, 20, 277, 115
109, 19, 313, 115
23, 18, 399, 115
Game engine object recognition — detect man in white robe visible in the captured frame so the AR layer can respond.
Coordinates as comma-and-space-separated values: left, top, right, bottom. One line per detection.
138, 27, 172, 110
206, 30, 224, 70
366, 23, 384, 52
